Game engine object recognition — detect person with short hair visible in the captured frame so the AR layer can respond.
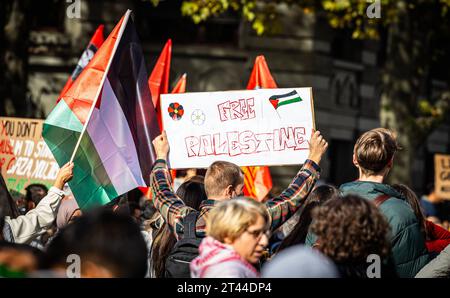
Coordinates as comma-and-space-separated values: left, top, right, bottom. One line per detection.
338, 128, 429, 277
24, 184, 49, 212
150, 130, 328, 241
190, 198, 270, 278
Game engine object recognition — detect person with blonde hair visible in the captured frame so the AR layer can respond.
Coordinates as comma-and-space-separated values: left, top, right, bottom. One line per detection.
151, 130, 327, 276
190, 198, 270, 278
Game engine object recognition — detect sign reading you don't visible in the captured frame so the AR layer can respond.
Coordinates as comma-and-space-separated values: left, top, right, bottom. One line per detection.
435, 154, 450, 200
0, 117, 59, 193
161, 87, 315, 169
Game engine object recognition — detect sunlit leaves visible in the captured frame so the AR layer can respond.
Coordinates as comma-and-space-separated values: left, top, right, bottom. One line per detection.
149, 0, 450, 40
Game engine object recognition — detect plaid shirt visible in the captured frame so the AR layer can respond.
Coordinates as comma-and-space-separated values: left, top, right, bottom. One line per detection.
150, 159, 321, 240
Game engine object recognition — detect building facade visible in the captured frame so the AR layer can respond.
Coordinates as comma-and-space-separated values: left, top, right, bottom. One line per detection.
17, 0, 450, 193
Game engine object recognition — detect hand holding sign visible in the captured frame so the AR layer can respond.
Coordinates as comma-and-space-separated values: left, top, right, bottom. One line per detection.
307, 130, 328, 165
161, 87, 316, 168
152, 131, 170, 160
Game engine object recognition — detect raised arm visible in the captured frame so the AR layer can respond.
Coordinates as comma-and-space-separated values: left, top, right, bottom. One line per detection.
265, 130, 328, 231
150, 131, 192, 237
5, 162, 74, 244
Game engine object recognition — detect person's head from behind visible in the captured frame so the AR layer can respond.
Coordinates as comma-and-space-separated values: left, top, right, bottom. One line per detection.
206, 197, 270, 264
56, 195, 81, 230
151, 175, 207, 277
309, 184, 340, 205
204, 161, 244, 200
25, 184, 48, 211
176, 175, 207, 210
353, 128, 400, 179
43, 209, 147, 278
311, 195, 391, 265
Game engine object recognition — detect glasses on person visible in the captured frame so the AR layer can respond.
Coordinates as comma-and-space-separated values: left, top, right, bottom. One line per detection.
245, 228, 271, 240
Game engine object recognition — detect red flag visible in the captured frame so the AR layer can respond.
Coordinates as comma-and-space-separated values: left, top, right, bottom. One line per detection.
148, 39, 172, 130
57, 25, 104, 102
242, 55, 275, 201
246, 55, 277, 89
171, 73, 187, 94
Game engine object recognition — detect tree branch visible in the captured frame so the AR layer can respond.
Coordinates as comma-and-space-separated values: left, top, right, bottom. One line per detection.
415, 90, 450, 136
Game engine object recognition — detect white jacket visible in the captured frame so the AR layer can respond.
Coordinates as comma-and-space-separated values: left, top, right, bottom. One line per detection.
415, 243, 450, 278
4, 187, 65, 244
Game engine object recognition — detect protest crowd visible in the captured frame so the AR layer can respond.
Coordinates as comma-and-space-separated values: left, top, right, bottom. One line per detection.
1, 127, 450, 278
1, 11, 450, 279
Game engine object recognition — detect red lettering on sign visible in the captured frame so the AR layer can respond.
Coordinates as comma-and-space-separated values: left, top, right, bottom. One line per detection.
183, 127, 307, 158
213, 133, 228, 156
217, 98, 256, 122
185, 136, 200, 157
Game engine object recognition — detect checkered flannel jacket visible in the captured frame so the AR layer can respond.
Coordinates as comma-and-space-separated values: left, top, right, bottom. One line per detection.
150, 159, 321, 240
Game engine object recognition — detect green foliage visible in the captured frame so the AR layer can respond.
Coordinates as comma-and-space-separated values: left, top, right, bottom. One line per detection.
148, 0, 450, 40
178, 0, 282, 35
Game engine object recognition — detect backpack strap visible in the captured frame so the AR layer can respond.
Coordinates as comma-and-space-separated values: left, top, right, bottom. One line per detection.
373, 194, 390, 207
182, 211, 200, 240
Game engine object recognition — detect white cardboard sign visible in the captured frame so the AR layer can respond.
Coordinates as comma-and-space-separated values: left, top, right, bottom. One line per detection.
161, 87, 315, 169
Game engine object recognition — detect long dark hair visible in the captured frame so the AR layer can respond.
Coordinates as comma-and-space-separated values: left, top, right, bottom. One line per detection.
0, 173, 20, 219
392, 184, 428, 240
277, 184, 339, 252
151, 176, 207, 277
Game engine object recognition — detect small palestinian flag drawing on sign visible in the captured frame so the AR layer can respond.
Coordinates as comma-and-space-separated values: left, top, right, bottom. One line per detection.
269, 90, 303, 111
168, 102, 184, 120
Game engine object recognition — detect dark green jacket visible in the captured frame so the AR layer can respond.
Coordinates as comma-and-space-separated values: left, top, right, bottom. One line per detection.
339, 181, 430, 278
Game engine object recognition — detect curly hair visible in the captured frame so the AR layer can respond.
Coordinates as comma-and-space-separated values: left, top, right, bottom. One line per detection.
311, 195, 391, 264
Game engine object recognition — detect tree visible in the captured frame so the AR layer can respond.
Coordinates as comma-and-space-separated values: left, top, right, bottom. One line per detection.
151, 0, 450, 185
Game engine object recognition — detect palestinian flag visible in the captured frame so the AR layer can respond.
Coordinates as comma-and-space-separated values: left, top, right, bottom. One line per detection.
57, 25, 104, 102
269, 90, 302, 110
42, 11, 160, 209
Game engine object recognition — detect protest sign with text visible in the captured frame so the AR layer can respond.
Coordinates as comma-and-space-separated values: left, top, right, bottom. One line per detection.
435, 154, 450, 200
161, 87, 315, 168
0, 117, 59, 193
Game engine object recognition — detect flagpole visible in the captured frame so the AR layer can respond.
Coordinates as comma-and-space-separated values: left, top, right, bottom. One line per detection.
69, 10, 132, 163
275, 109, 281, 119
